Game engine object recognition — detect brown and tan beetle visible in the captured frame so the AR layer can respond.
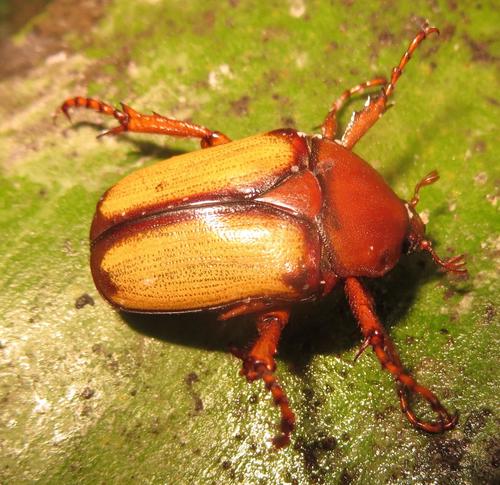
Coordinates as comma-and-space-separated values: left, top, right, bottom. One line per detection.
57, 25, 466, 447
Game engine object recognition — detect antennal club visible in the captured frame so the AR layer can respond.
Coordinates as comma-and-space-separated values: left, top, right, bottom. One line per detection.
406, 171, 468, 276
410, 170, 440, 208
420, 240, 468, 275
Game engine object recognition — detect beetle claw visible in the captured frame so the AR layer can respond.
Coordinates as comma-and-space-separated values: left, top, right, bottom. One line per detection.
353, 336, 371, 362
398, 385, 458, 433
52, 105, 71, 126
97, 124, 127, 138
62, 107, 72, 122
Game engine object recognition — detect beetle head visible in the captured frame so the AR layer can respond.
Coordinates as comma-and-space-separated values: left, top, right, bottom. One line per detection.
403, 171, 467, 275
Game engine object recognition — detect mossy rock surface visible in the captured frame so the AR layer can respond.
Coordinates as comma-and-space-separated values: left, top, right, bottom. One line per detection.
0, 1, 498, 484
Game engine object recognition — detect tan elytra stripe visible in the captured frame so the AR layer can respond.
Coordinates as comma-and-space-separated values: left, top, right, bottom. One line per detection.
99, 133, 303, 221
99, 207, 316, 311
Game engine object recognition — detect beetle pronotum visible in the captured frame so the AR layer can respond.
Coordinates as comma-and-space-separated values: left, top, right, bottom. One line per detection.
58, 24, 466, 447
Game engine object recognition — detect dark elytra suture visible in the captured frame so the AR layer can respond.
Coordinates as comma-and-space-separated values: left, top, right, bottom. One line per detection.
57, 24, 466, 448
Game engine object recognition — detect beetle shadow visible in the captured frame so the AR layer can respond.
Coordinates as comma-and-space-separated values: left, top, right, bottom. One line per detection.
328, 98, 462, 189
121, 249, 468, 378
67, 121, 189, 159
123, 309, 258, 354
379, 101, 464, 188
281, 250, 470, 377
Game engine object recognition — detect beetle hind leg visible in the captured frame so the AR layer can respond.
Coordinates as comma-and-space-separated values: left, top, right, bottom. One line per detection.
344, 277, 457, 433
56, 96, 231, 147
230, 309, 295, 447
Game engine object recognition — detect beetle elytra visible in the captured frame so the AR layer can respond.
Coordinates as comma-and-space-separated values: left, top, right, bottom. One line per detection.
58, 24, 466, 447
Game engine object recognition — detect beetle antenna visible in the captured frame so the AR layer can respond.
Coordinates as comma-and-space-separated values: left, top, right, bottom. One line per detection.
410, 170, 440, 208
407, 171, 468, 275
419, 240, 468, 275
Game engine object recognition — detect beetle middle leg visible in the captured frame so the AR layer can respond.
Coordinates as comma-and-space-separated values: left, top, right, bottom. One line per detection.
344, 277, 457, 433
230, 309, 295, 448
57, 97, 231, 147
329, 25, 439, 150
321, 77, 387, 140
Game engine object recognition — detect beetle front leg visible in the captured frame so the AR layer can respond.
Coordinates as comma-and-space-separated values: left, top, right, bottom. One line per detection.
57, 97, 231, 147
338, 25, 439, 150
230, 309, 295, 448
344, 277, 457, 433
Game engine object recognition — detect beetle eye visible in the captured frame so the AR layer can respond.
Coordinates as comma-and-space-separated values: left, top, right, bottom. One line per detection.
402, 238, 412, 254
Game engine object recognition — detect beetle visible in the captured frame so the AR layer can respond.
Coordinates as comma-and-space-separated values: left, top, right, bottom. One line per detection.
58, 25, 466, 447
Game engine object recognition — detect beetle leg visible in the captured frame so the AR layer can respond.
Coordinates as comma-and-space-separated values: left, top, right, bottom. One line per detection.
420, 240, 468, 275
57, 97, 231, 147
339, 25, 439, 150
344, 277, 457, 433
321, 77, 387, 140
231, 309, 295, 448
218, 301, 275, 320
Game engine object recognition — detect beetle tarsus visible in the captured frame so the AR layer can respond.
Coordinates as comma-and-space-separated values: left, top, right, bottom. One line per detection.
57, 96, 231, 147
262, 367, 295, 448
333, 24, 439, 149
383, 24, 439, 100
238, 363, 295, 448
58, 96, 118, 123
344, 277, 457, 434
